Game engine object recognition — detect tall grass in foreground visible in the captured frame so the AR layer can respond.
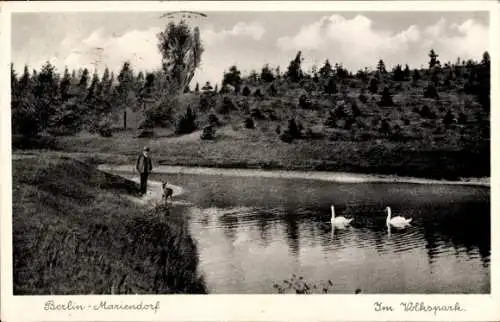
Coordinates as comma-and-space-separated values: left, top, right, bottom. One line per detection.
13, 156, 207, 294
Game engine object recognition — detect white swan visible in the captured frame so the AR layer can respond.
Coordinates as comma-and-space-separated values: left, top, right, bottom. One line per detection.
331, 205, 353, 227
385, 206, 412, 228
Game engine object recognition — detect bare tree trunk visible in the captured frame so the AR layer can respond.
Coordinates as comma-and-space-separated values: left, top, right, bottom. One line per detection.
123, 110, 127, 130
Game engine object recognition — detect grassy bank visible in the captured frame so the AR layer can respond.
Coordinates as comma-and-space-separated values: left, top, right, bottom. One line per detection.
13, 128, 490, 181
12, 155, 207, 294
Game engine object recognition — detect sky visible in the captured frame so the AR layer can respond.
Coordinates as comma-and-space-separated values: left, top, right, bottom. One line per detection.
11, 11, 489, 86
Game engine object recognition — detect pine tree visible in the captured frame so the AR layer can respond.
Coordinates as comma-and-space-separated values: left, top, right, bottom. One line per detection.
87, 70, 100, 102
403, 64, 411, 80
260, 64, 275, 83
286, 51, 303, 82
428, 49, 440, 68
392, 64, 405, 81
377, 59, 387, 76
59, 67, 72, 101
222, 65, 242, 87
319, 59, 333, 79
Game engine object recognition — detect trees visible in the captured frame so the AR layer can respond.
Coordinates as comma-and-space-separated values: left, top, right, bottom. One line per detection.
376, 59, 387, 76
428, 49, 440, 68
260, 64, 275, 83
319, 59, 333, 79
222, 65, 242, 87
116, 62, 137, 129
286, 51, 303, 82
392, 64, 405, 82
157, 20, 204, 94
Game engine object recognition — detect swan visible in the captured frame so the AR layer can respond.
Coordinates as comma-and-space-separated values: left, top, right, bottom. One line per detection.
385, 206, 412, 228
331, 205, 353, 227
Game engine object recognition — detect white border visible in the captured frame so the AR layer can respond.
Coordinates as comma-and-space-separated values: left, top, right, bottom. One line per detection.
1, 1, 499, 322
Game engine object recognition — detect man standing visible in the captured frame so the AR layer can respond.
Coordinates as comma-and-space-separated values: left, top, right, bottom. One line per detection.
136, 146, 153, 195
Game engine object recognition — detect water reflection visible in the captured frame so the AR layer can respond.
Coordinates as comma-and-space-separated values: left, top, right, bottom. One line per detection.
149, 172, 490, 294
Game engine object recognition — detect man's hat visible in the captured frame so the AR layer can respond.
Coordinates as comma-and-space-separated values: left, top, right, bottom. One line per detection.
143, 146, 150, 151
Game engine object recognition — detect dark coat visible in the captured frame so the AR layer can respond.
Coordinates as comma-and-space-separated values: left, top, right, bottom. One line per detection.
136, 153, 153, 174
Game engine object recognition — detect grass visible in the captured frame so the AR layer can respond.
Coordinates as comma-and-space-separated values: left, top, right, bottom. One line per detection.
12, 155, 207, 294
16, 126, 489, 181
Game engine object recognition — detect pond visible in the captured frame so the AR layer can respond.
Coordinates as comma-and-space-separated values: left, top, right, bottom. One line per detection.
134, 169, 491, 294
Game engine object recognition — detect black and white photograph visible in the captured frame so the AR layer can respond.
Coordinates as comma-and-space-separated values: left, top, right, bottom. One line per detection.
1, 1, 498, 321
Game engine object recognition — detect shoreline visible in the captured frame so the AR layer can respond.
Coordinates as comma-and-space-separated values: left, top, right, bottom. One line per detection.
97, 164, 490, 187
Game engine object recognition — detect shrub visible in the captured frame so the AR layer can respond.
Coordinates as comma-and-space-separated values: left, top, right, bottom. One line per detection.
369, 78, 378, 94
250, 107, 265, 119
443, 110, 455, 128
419, 105, 437, 119
199, 94, 216, 112
299, 94, 311, 109
175, 107, 197, 135
208, 113, 220, 127
242, 86, 251, 96
137, 130, 155, 138
324, 111, 336, 128
458, 112, 467, 124
379, 118, 391, 136
280, 118, 302, 143
351, 99, 362, 117
219, 96, 236, 114
200, 125, 216, 140
358, 93, 368, 103
378, 87, 394, 107
244, 117, 255, 129
279, 130, 294, 143
423, 84, 439, 99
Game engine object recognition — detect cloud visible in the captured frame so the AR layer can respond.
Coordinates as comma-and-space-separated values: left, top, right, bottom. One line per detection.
276, 14, 488, 70
202, 21, 265, 45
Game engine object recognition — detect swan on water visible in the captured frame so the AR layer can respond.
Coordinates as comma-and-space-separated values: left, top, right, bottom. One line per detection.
331, 205, 353, 227
385, 206, 412, 228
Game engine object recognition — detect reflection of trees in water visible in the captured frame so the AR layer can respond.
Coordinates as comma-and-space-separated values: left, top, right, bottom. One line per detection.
420, 202, 490, 265
218, 214, 238, 243
283, 212, 300, 256
256, 211, 271, 246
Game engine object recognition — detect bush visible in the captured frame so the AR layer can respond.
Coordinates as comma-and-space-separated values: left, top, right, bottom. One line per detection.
250, 107, 265, 120
324, 111, 336, 128
279, 118, 302, 143
419, 105, 437, 119
175, 107, 197, 135
208, 113, 220, 127
358, 93, 368, 104
378, 87, 394, 107
351, 99, 361, 117
369, 78, 378, 94
379, 118, 391, 136
244, 117, 255, 129
458, 112, 467, 124
423, 84, 439, 99
137, 130, 155, 138
443, 110, 455, 128
242, 86, 251, 96
199, 94, 216, 112
299, 94, 311, 109
219, 96, 236, 114
200, 125, 216, 140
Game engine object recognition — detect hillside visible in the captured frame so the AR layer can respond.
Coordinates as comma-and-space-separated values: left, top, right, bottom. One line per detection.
11, 50, 490, 180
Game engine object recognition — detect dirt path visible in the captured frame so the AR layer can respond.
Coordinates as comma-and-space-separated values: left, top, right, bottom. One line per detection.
98, 164, 490, 187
